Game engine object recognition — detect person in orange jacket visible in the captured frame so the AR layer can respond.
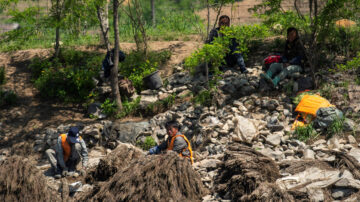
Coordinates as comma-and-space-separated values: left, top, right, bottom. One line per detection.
149, 121, 194, 164
45, 126, 88, 179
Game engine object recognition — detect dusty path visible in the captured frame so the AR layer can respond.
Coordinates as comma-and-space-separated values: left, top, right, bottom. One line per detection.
0, 41, 201, 150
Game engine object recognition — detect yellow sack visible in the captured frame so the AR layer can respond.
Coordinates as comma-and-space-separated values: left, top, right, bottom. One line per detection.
292, 94, 334, 130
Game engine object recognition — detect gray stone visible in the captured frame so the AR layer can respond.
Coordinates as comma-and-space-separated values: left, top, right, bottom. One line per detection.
105, 121, 150, 144
233, 115, 258, 143
195, 159, 220, 170
87, 103, 106, 119
347, 135, 357, 144
349, 148, 360, 163
267, 124, 284, 132
139, 95, 158, 108
283, 109, 291, 117
46, 128, 58, 139
266, 133, 282, 146
332, 188, 355, 199
308, 189, 324, 202
327, 137, 341, 149
344, 118, 357, 132
313, 139, 326, 146
303, 149, 315, 159
335, 178, 360, 189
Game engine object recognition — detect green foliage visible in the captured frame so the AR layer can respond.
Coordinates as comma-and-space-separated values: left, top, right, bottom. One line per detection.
101, 98, 118, 117
294, 123, 317, 142
0, 66, 5, 85
120, 50, 171, 92
30, 49, 103, 102
318, 83, 336, 100
117, 97, 142, 118
192, 89, 214, 107
337, 52, 360, 72
136, 136, 157, 151
185, 24, 269, 72
145, 93, 176, 115
0, 89, 17, 108
328, 117, 345, 137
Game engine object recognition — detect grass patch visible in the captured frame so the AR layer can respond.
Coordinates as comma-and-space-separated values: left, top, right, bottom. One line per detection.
192, 89, 214, 107
136, 136, 157, 151
293, 123, 317, 142
327, 117, 345, 138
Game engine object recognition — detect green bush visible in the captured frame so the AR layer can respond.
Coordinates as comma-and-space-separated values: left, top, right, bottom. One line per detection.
0, 89, 17, 108
192, 89, 214, 107
30, 49, 103, 102
0, 66, 5, 85
185, 24, 269, 72
136, 136, 157, 151
101, 98, 118, 117
117, 97, 142, 118
293, 123, 317, 142
120, 50, 171, 92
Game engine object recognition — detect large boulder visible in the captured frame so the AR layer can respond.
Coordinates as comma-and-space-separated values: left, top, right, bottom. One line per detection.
104, 121, 150, 146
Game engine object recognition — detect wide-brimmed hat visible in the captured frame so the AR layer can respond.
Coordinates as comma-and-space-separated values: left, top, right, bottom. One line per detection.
67, 126, 80, 143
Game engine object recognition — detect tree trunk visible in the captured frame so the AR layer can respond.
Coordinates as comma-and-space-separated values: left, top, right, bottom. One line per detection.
206, 0, 210, 40
112, 0, 123, 111
55, 26, 60, 58
97, 0, 111, 52
54, 0, 61, 58
151, 0, 155, 27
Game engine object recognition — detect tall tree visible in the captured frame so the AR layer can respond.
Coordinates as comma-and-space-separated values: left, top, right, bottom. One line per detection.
150, 0, 155, 26
96, 0, 111, 51
112, 0, 123, 110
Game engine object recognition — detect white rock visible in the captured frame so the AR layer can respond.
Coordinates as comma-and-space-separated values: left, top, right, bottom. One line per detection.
349, 148, 360, 163
347, 135, 357, 144
232, 115, 258, 143
266, 133, 282, 146
303, 149, 315, 159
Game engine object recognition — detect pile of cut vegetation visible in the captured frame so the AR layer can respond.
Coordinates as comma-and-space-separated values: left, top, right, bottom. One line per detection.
81, 152, 209, 201
86, 143, 145, 183
215, 143, 294, 201
0, 156, 57, 201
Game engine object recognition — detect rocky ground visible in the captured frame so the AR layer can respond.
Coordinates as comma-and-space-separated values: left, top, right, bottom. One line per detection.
1, 43, 360, 201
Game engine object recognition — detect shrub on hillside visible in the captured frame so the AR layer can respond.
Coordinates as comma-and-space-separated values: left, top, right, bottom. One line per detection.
119, 50, 171, 92
29, 49, 103, 102
0, 66, 5, 85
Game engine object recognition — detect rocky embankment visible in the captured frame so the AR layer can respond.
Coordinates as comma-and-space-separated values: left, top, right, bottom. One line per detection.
1, 65, 360, 201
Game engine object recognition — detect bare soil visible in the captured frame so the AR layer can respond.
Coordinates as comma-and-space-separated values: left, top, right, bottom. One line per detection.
0, 41, 200, 151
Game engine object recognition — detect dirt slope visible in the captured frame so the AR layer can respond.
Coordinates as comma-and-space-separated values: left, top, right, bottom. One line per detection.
0, 41, 200, 151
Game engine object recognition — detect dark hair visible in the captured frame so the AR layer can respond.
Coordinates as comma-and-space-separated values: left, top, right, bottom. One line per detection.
165, 121, 180, 130
219, 15, 230, 22
287, 27, 298, 35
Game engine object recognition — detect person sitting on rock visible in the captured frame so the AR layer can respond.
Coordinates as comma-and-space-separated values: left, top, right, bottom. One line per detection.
207, 15, 248, 74
102, 48, 126, 78
260, 27, 305, 88
45, 126, 88, 179
149, 121, 194, 164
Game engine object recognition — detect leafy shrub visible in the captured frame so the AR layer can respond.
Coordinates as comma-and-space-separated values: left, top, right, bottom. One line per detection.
0, 66, 5, 85
101, 98, 118, 117
337, 52, 360, 72
120, 50, 171, 92
145, 93, 176, 115
30, 49, 103, 102
185, 24, 269, 73
117, 97, 142, 118
192, 89, 214, 107
136, 136, 157, 151
0, 89, 17, 108
294, 123, 317, 142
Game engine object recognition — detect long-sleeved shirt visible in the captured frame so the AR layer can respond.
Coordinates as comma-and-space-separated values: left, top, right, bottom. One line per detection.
55, 136, 88, 169
282, 37, 306, 66
157, 133, 191, 157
